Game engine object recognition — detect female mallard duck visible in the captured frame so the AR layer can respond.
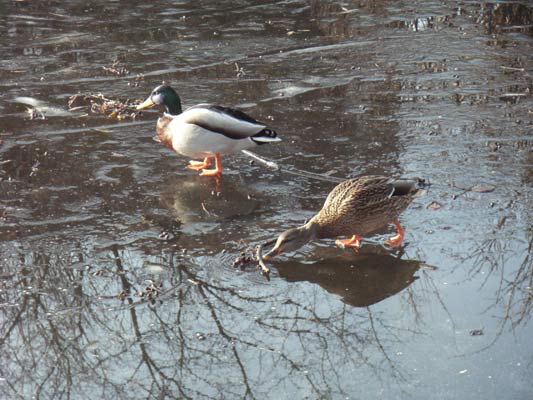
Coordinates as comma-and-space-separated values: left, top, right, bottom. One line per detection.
137, 85, 281, 177
263, 175, 424, 259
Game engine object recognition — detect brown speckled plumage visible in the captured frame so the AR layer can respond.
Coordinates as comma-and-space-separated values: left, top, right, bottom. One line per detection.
264, 175, 424, 259
310, 175, 418, 238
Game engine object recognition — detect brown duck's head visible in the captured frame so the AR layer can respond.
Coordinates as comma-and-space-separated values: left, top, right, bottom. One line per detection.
263, 222, 317, 260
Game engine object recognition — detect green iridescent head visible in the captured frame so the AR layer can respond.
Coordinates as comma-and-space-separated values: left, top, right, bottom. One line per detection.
137, 85, 182, 115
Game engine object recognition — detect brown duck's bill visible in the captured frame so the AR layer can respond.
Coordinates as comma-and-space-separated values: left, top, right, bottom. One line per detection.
136, 97, 155, 111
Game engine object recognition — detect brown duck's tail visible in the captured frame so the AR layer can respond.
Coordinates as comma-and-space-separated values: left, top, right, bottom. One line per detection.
391, 178, 428, 197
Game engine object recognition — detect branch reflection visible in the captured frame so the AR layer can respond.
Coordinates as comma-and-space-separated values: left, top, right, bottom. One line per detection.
0, 243, 436, 398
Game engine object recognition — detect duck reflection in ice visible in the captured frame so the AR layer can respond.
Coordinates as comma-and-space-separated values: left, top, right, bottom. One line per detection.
160, 175, 260, 223
275, 247, 427, 307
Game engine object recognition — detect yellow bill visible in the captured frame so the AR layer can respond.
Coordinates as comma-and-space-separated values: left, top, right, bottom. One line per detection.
136, 97, 155, 111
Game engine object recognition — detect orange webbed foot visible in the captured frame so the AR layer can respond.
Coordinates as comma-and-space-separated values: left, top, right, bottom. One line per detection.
336, 235, 362, 251
198, 154, 223, 177
384, 234, 404, 247
385, 219, 405, 248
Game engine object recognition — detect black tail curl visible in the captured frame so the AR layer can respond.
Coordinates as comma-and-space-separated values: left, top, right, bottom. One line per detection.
252, 128, 279, 145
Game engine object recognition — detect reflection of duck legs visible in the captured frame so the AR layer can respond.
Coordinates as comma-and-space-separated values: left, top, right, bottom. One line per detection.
160, 175, 259, 223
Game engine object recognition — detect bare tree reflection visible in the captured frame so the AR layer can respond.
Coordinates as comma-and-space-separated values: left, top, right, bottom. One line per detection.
477, 2, 533, 36
0, 241, 442, 399
460, 223, 533, 350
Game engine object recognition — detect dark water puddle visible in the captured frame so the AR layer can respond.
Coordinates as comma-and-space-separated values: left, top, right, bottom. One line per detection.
1, 0, 533, 399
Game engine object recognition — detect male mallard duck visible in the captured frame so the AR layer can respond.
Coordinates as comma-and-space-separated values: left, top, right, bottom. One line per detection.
137, 85, 281, 177
264, 175, 424, 259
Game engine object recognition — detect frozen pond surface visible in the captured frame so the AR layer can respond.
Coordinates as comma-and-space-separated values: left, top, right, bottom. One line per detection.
0, 1, 532, 399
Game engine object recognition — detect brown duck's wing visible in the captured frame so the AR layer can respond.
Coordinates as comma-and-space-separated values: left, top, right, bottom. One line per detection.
343, 177, 396, 208
313, 176, 422, 237
322, 176, 419, 218
322, 176, 390, 209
